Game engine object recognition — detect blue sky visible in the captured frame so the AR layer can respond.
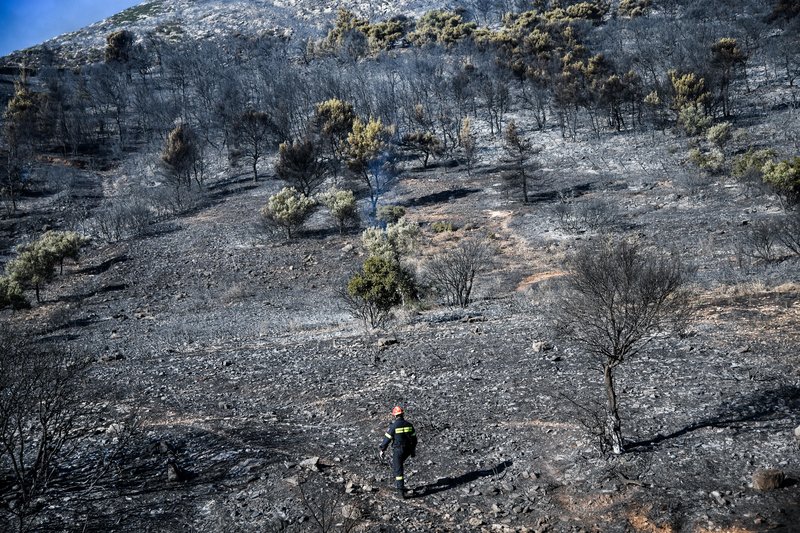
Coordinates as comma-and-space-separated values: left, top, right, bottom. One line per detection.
0, 0, 141, 56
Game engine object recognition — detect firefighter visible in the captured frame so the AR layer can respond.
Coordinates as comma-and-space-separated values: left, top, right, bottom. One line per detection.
379, 406, 417, 498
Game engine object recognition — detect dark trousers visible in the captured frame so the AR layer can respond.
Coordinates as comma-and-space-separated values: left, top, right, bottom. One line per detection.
392, 447, 412, 490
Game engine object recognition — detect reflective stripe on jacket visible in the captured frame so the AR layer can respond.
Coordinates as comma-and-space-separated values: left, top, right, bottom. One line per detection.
380, 417, 417, 451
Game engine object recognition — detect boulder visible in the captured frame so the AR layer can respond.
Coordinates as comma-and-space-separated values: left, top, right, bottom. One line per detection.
377, 337, 398, 348
532, 340, 553, 353
341, 504, 362, 520
752, 469, 785, 491
299, 456, 321, 471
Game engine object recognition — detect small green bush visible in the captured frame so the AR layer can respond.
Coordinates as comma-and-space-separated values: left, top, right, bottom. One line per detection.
376, 205, 406, 225
362, 218, 420, 260
0, 277, 28, 309
732, 148, 776, 179
678, 103, 712, 135
260, 187, 317, 239
762, 157, 800, 204
344, 255, 417, 328
619, 0, 652, 17
706, 122, 732, 148
689, 148, 725, 174
431, 221, 455, 233
320, 188, 359, 234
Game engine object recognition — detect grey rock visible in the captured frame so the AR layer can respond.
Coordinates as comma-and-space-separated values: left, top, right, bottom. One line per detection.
377, 337, 398, 348
299, 456, 321, 471
532, 340, 553, 353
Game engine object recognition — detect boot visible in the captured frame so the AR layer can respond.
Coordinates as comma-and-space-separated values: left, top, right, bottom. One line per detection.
396, 487, 407, 499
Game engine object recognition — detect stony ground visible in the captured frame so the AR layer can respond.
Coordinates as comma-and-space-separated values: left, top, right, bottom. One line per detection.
4, 111, 798, 532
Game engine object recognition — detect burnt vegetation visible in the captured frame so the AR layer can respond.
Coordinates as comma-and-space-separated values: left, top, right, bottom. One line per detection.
0, 0, 798, 531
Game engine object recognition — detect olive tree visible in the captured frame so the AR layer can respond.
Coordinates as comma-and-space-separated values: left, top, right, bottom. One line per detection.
557, 240, 693, 455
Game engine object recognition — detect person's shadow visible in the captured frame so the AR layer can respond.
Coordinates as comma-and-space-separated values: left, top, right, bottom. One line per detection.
410, 460, 513, 498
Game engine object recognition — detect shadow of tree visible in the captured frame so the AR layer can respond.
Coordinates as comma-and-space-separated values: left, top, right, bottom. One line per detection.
412, 460, 513, 498
627, 385, 800, 451
401, 187, 481, 208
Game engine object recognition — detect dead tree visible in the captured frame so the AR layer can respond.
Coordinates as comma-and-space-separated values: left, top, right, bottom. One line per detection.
425, 237, 493, 307
234, 110, 271, 182
503, 121, 540, 203
557, 240, 693, 454
0, 333, 89, 530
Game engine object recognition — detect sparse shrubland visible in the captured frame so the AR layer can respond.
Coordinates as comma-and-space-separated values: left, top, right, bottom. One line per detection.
0, 0, 799, 529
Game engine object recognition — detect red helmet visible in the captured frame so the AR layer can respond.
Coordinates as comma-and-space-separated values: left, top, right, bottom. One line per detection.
391, 406, 404, 416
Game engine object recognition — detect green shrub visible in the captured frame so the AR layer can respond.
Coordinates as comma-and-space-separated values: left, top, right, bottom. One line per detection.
706, 122, 732, 148
260, 187, 317, 239
0, 277, 28, 309
689, 148, 724, 174
762, 157, 800, 204
344, 255, 417, 328
677, 103, 712, 135
361, 218, 420, 261
408, 10, 477, 45
431, 221, 455, 233
732, 148, 777, 179
376, 205, 406, 225
618, 0, 652, 17
319, 188, 359, 234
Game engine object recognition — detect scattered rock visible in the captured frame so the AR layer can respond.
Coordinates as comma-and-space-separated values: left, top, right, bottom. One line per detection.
284, 475, 300, 486
469, 517, 484, 527
794, 425, 800, 443
167, 460, 187, 482
299, 456, 321, 471
148, 440, 174, 456
532, 340, 553, 353
377, 337, 398, 348
341, 504, 362, 520
710, 491, 727, 505
99, 351, 124, 362
752, 469, 785, 491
